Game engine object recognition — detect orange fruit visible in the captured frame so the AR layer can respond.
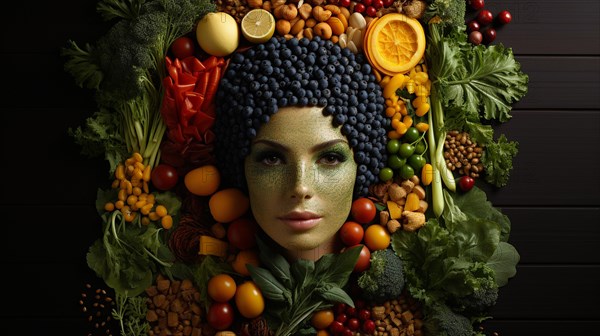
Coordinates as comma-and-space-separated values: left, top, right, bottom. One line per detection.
207, 273, 237, 302
364, 13, 426, 76
311, 309, 335, 330
231, 248, 260, 276
208, 188, 249, 223
184, 165, 221, 196
235, 281, 265, 318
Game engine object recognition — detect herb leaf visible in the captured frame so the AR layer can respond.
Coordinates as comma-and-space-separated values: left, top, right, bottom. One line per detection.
482, 134, 519, 187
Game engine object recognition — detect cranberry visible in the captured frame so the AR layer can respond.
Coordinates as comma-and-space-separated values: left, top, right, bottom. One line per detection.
329, 321, 345, 335
358, 309, 371, 321
383, 0, 394, 6
342, 329, 353, 336
477, 9, 494, 26
347, 318, 360, 331
362, 319, 376, 334
335, 313, 348, 323
345, 306, 356, 317
335, 303, 347, 315
468, 0, 485, 11
372, 0, 384, 9
354, 3, 366, 13
483, 27, 497, 44
355, 299, 366, 309
362, 0, 372, 6
339, 0, 351, 7
468, 31, 483, 45
497, 10, 512, 24
467, 20, 480, 32
365, 6, 377, 17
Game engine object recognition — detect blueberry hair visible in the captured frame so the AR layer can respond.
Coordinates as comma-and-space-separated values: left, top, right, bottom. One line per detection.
214, 36, 389, 197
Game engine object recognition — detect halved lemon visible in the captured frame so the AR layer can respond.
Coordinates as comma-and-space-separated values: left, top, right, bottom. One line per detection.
241, 9, 276, 44
364, 13, 426, 76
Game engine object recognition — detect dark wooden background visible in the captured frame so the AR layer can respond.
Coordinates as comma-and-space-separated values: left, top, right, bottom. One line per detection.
1, 0, 598, 334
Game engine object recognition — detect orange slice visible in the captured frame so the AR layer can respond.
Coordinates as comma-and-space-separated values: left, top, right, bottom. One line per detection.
364, 13, 426, 76
241, 9, 276, 44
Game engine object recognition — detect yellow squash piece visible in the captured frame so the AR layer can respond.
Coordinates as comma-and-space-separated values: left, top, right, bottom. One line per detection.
199, 235, 228, 257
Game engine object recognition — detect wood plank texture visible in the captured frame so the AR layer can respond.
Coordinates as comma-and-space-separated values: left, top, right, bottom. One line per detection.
1, 0, 599, 335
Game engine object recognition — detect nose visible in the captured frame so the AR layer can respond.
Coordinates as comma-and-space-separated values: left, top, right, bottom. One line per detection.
289, 160, 314, 200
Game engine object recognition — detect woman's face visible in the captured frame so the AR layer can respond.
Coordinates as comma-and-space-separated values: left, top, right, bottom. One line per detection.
244, 106, 357, 255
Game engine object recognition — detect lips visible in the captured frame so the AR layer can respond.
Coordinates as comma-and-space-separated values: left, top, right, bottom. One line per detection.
278, 211, 322, 231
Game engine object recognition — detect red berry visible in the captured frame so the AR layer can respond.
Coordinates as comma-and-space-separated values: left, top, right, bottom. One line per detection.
335, 313, 347, 323
358, 309, 371, 321
339, 0, 351, 6
372, 0, 384, 9
345, 306, 356, 317
383, 0, 393, 6
347, 318, 360, 331
468, 31, 483, 45
483, 27, 497, 44
366, 6, 377, 17
468, 0, 485, 11
354, 3, 365, 13
467, 19, 480, 32
329, 321, 345, 334
362, 319, 376, 334
497, 10, 512, 24
342, 329, 353, 336
362, 0, 372, 6
335, 303, 347, 315
355, 299, 366, 309
477, 9, 494, 26
459, 175, 476, 192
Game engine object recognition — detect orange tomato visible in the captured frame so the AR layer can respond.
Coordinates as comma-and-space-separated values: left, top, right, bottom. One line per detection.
364, 224, 391, 251
232, 249, 260, 276
311, 309, 335, 330
234, 281, 265, 318
207, 273, 237, 303
184, 165, 221, 196
209, 188, 250, 223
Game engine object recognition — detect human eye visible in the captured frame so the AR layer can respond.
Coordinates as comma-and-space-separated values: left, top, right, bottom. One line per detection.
256, 151, 285, 166
317, 151, 347, 166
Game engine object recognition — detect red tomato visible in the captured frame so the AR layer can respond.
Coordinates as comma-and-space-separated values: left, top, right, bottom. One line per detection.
468, 0, 484, 10
227, 217, 259, 250
351, 198, 377, 224
207, 302, 234, 330
477, 9, 494, 26
483, 27, 497, 44
339, 221, 364, 246
151, 164, 179, 191
170, 36, 195, 59
496, 10, 512, 24
459, 176, 476, 192
352, 244, 371, 273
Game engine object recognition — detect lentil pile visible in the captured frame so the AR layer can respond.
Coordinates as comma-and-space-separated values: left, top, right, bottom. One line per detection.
443, 130, 485, 179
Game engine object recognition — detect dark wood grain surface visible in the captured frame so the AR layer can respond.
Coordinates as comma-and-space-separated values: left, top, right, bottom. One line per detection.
1, 0, 598, 335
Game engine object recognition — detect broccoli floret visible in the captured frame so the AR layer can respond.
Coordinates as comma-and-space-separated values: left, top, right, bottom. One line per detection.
449, 263, 499, 316
357, 248, 405, 303
423, 0, 466, 27
424, 302, 475, 336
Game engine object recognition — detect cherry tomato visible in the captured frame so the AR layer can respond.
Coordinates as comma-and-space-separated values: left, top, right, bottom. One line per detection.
365, 6, 377, 17
364, 224, 390, 251
398, 143, 415, 158
207, 273, 237, 303
207, 302, 234, 330
383, 0, 394, 6
339, 221, 365, 246
378, 167, 394, 182
336, 313, 348, 323
151, 164, 179, 191
362, 319, 376, 334
354, 3, 365, 13
352, 244, 371, 273
227, 217, 259, 250
235, 281, 265, 319
469, 31, 483, 45
347, 318, 360, 331
477, 9, 494, 26
387, 154, 406, 170
358, 308, 371, 321
408, 154, 426, 172
372, 0, 384, 9
170, 36, 195, 59
329, 321, 345, 334
351, 198, 377, 224
403, 127, 420, 143
497, 10, 512, 24
468, 0, 485, 10
362, 0, 372, 6
311, 309, 335, 330
339, 0, 351, 7
467, 19, 480, 32
459, 175, 475, 192
483, 27, 497, 44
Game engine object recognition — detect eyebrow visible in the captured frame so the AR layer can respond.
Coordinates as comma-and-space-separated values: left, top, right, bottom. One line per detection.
252, 139, 349, 153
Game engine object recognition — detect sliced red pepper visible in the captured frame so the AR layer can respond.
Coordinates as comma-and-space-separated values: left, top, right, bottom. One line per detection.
201, 65, 222, 111
195, 71, 210, 97
182, 124, 202, 141
202, 55, 219, 70
204, 129, 216, 144
181, 56, 206, 74
192, 111, 215, 134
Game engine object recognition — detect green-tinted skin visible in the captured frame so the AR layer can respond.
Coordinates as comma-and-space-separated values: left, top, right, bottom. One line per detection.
244, 106, 357, 260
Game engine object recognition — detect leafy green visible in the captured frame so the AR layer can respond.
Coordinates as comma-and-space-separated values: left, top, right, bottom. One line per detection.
189, 255, 234, 312
482, 134, 519, 187
86, 209, 175, 296
486, 242, 519, 286
248, 237, 361, 336
112, 292, 150, 336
